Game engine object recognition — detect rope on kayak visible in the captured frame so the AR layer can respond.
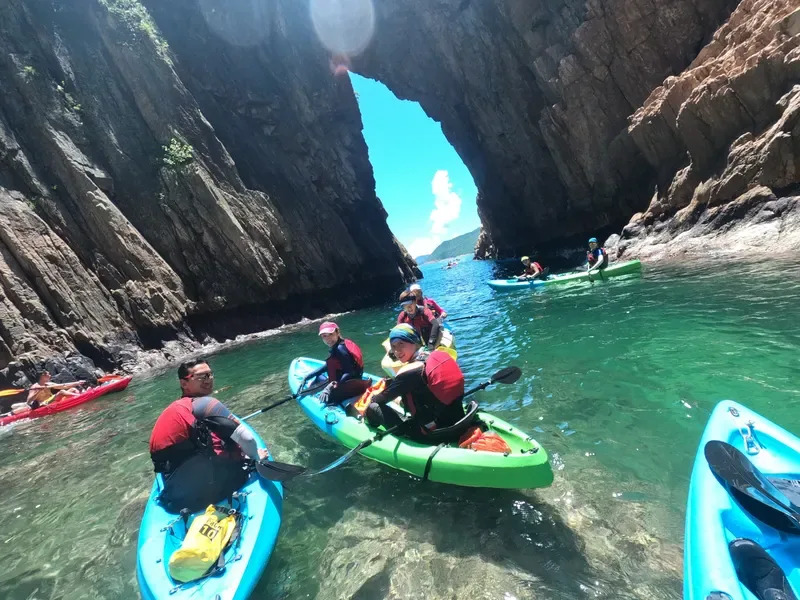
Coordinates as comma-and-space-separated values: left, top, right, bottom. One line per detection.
422, 443, 447, 481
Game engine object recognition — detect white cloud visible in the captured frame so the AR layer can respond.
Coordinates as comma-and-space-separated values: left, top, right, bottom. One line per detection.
429, 170, 462, 235
406, 236, 439, 258
402, 170, 464, 257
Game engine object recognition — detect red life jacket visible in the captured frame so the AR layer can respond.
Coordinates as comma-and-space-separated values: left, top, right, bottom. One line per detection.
325, 339, 364, 381
149, 397, 242, 474
423, 351, 464, 405
403, 351, 465, 430
525, 262, 543, 275
398, 307, 435, 344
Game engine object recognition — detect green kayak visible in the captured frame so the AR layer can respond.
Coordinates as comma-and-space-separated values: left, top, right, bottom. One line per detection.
487, 259, 642, 291
289, 358, 553, 489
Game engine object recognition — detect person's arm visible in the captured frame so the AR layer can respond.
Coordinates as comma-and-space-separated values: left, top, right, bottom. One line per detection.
426, 310, 441, 349
302, 365, 326, 388
194, 397, 262, 460
370, 365, 423, 406
27, 385, 42, 403
428, 299, 447, 319
48, 380, 86, 390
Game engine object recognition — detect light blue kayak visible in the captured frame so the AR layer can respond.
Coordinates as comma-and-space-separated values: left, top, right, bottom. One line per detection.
685, 400, 800, 600
136, 421, 282, 600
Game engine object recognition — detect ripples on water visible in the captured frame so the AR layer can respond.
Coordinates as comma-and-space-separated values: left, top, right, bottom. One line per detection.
1, 257, 799, 599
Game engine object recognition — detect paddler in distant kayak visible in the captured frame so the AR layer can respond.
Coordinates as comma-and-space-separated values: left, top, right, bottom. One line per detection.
397, 290, 441, 349
302, 322, 370, 405
409, 283, 447, 319
365, 324, 466, 442
519, 256, 547, 280
586, 237, 608, 271
149, 360, 268, 512
9, 370, 85, 414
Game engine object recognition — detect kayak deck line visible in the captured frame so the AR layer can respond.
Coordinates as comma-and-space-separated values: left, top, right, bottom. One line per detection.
487, 259, 642, 291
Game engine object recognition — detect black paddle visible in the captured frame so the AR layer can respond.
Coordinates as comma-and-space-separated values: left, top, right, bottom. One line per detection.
241, 378, 330, 422
446, 315, 487, 323
705, 440, 800, 532
256, 365, 522, 481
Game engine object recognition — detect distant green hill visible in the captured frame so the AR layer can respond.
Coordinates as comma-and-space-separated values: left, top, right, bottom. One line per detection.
416, 228, 480, 263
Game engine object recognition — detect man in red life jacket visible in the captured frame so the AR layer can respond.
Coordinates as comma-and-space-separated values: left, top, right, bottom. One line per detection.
587, 237, 609, 271
409, 283, 447, 319
397, 290, 441, 349
304, 322, 370, 405
519, 256, 547, 280
365, 324, 465, 442
149, 360, 267, 512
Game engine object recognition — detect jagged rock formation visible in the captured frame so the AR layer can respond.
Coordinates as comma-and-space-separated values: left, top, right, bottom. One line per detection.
352, 0, 739, 257
616, 0, 800, 258
2, 0, 797, 384
0, 0, 417, 385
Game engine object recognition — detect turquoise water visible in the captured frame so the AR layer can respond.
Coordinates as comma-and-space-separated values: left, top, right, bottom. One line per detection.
1, 257, 799, 599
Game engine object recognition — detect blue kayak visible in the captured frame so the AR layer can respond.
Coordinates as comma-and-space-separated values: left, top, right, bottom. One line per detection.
136, 421, 282, 600
685, 400, 800, 600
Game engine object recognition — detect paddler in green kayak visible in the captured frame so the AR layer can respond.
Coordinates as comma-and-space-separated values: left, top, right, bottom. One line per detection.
148, 360, 268, 512
365, 324, 466, 442
519, 256, 547, 280
586, 237, 609, 271
302, 322, 370, 405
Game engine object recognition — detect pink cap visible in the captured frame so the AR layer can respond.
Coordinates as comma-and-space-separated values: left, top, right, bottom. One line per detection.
318, 321, 338, 335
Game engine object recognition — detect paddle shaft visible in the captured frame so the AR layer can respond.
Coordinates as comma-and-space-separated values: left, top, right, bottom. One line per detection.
446, 315, 486, 323
241, 379, 329, 421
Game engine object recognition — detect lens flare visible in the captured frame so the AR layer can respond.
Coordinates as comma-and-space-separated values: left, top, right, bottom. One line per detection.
310, 0, 376, 57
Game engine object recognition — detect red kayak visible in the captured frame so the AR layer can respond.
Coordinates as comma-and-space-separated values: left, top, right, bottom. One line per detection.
0, 376, 132, 426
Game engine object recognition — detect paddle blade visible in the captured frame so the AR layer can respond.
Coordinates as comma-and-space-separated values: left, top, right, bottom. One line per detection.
490, 366, 521, 385
0, 389, 24, 397
256, 460, 307, 482
705, 440, 800, 531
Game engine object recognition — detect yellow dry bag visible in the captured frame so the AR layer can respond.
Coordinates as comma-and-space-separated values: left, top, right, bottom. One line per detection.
168, 505, 237, 583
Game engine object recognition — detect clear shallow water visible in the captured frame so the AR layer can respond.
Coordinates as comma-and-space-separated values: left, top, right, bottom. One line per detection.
1, 257, 799, 599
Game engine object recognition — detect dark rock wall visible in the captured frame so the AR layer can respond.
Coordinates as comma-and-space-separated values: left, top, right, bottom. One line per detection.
0, 0, 417, 379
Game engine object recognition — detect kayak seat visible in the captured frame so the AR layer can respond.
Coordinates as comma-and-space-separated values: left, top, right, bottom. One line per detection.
730, 538, 799, 600
421, 401, 479, 444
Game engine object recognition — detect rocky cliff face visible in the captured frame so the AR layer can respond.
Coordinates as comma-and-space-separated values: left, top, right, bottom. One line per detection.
0, 0, 417, 385
615, 0, 800, 258
351, 0, 739, 257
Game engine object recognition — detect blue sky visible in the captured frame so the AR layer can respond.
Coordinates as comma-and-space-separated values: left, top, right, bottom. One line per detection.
350, 73, 479, 258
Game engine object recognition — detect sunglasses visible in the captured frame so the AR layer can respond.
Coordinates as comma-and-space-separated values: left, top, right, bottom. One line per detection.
185, 372, 214, 381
